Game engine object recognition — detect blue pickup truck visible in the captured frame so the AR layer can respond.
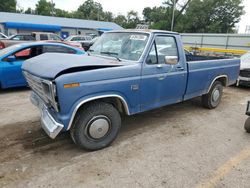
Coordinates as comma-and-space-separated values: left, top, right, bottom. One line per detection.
22, 30, 240, 150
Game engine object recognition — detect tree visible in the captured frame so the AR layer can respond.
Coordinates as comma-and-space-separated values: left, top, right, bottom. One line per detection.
210, 0, 244, 33
77, 0, 103, 20
55, 8, 72, 18
35, 0, 55, 16
143, 0, 244, 33
24, 7, 35, 14
102, 11, 114, 22
125, 10, 140, 28
0, 0, 16, 12
142, 6, 170, 30
182, 0, 244, 33
113, 15, 127, 28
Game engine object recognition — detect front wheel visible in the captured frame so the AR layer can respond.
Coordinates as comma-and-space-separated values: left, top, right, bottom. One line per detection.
244, 117, 250, 133
202, 81, 223, 109
70, 101, 121, 151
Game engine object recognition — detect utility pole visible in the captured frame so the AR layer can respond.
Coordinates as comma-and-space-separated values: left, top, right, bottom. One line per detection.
171, 0, 176, 31
51, 0, 55, 16
245, 25, 250, 34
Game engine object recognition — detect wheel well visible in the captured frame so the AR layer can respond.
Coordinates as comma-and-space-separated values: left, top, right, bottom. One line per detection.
77, 97, 129, 115
216, 76, 227, 86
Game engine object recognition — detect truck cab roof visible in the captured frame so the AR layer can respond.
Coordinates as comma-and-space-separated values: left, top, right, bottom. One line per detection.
106, 29, 179, 35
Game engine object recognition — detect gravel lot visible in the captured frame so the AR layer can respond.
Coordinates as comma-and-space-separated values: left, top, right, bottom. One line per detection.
0, 86, 250, 188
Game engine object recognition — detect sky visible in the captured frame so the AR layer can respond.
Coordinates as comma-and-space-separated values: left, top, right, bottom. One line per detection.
16, 0, 250, 33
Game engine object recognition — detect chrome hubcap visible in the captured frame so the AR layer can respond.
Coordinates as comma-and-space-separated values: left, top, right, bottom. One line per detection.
212, 89, 220, 102
87, 116, 110, 139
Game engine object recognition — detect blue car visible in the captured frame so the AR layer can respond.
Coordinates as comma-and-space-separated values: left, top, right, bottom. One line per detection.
0, 42, 85, 89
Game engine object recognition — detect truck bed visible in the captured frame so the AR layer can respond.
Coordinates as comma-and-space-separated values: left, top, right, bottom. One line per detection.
184, 58, 240, 100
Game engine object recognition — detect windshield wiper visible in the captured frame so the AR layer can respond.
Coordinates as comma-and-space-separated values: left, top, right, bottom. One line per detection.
100, 51, 121, 61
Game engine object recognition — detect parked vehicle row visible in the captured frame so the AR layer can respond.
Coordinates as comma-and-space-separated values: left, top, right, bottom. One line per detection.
22, 29, 240, 151
65, 35, 94, 51
0, 32, 84, 50
0, 32, 103, 89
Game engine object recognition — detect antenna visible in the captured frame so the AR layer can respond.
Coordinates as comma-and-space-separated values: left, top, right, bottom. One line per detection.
171, 0, 176, 31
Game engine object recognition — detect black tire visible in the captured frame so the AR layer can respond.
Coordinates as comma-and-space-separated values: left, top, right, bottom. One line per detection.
244, 117, 250, 133
70, 101, 121, 151
202, 81, 223, 109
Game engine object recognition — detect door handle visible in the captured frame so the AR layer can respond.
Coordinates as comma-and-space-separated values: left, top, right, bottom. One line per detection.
157, 64, 163, 69
176, 66, 184, 71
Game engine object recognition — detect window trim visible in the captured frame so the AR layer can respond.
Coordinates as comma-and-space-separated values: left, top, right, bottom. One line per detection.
145, 34, 180, 66
146, 41, 159, 65
155, 34, 180, 62
3, 46, 33, 62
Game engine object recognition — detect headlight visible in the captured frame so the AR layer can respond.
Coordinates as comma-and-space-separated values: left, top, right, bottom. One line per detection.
42, 82, 52, 99
41, 81, 59, 112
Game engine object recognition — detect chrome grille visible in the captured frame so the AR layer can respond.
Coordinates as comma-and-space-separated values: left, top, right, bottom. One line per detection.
240, 69, 250, 78
23, 71, 49, 104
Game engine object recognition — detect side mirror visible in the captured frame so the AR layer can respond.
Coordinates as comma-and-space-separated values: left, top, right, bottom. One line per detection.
164, 56, 178, 65
6, 55, 16, 62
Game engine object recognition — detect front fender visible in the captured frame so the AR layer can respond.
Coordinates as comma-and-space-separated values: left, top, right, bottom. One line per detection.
57, 91, 134, 131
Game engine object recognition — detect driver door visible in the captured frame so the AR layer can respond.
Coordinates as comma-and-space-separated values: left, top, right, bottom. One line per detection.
1, 48, 31, 88
140, 35, 187, 111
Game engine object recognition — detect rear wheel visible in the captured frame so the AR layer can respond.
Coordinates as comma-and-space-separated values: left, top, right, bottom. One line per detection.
70, 101, 121, 151
244, 117, 250, 133
202, 81, 223, 109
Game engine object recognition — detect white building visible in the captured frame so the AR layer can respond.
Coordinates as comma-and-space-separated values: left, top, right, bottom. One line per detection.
0, 12, 123, 38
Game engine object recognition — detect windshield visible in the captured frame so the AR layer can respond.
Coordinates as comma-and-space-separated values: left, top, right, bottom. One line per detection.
0, 44, 22, 57
89, 32, 149, 61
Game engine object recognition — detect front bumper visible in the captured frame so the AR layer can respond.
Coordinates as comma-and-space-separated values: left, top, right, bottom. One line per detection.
30, 92, 64, 139
237, 76, 250, 86
246, 101, 250, 116
239, 76, 250, 82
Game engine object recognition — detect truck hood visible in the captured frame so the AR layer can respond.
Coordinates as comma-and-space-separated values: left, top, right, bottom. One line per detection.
241, 61, 250, 70
22, 53, 128, 79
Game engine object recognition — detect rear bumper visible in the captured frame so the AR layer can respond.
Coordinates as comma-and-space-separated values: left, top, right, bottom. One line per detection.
30, 92, 64, 139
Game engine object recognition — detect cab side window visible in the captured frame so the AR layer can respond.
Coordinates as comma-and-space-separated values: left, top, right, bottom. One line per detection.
146, 36, 178, 65
155, 36, 178, 64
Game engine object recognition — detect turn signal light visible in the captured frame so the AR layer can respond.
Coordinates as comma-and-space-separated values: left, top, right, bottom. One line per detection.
64, 83, 80, 88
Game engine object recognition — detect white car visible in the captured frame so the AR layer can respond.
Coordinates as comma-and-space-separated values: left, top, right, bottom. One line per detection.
238, 52, 250, 86
65, 35, 93, 50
